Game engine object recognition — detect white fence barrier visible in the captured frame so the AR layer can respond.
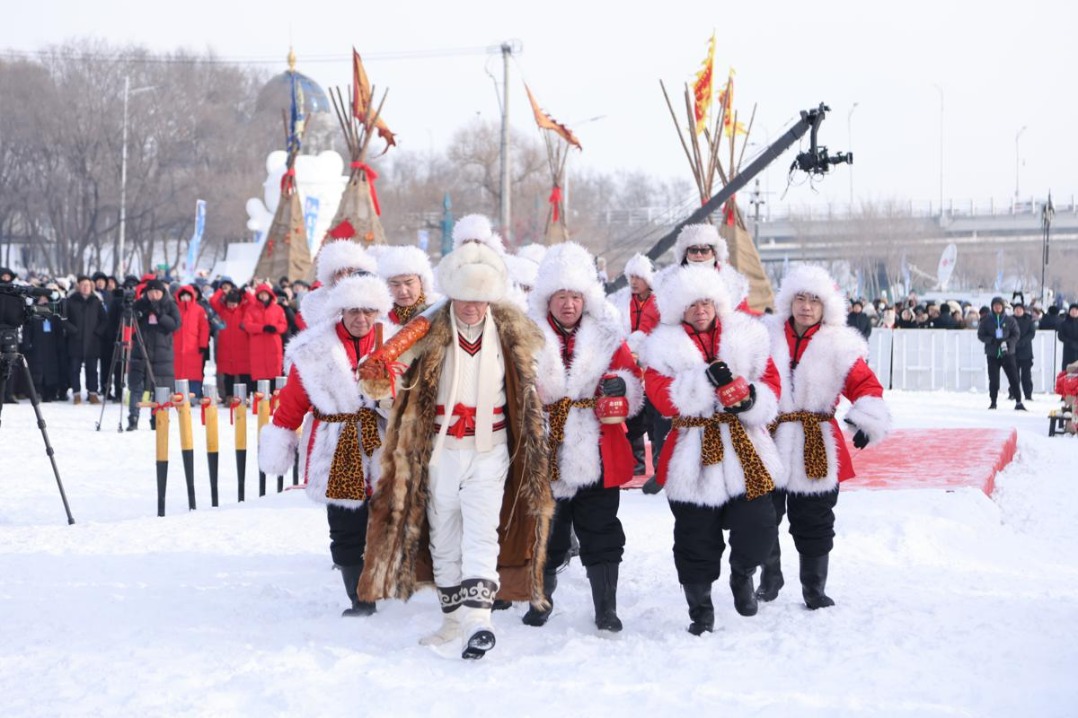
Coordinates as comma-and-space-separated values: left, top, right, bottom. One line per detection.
866, 329, 1065, 392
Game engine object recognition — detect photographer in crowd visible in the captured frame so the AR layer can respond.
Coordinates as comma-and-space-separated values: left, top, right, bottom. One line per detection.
127, 279, 180, 431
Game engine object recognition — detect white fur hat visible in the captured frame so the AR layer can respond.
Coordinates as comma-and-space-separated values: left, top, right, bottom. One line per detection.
528, 241, 607, 319
315, 240, 378, 286
657, 264, 733, 325
436, 241, 507, 302
623, 253, 655, 287
773, 264, 847, 327
452, 214, 506, 255
516, 243, 548, 265
324, 274, 392, 318
674, 223, 730, 265
504, 254, 539, 290
376, 246, 435, 296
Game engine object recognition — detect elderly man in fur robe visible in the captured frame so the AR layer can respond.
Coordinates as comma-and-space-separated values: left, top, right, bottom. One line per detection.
640, 265, 782, 635
258, 275, 394, 617
358, 239, 552, 661
762, 265, 891, 609
522, 241, 644, 633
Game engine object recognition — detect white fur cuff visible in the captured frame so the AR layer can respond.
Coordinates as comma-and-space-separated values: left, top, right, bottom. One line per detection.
845, 395, 892, 445
259, 422, 299, 475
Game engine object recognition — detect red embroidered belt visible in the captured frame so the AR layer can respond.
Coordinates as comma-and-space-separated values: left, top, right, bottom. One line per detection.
434, 403, 506, 438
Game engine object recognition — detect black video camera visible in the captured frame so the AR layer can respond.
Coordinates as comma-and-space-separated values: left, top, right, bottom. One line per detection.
0, 283, 61, 330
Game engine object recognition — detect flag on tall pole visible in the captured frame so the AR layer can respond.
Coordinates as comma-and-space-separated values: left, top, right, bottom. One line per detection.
352, 49, 396, 150
692, 33, 715, 136
525, 84, 581, 149
719, 69, 747, 137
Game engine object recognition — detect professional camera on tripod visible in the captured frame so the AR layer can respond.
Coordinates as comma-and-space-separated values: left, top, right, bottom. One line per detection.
95, 285, 158, 433
0, 283, 76, 524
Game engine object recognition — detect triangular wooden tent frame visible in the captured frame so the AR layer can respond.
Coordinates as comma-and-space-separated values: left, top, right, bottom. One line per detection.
660, 62, 774, 311
525, 84, 581, 245
253, 103, 312, 283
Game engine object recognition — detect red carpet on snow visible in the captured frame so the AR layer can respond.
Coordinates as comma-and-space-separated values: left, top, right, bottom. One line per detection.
623, 428, 1018, 497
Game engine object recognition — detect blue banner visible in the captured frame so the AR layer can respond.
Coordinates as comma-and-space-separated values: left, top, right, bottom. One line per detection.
304, 196, 320, 252
185, 200, 207, 281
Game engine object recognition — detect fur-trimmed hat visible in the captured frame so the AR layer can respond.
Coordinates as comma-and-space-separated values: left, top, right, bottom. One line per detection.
324, 274, 392, 318
674, 223, 730, 265
623, 253, 655, 287
528, 241, 608, 319
504, 254, 539, 290
314, 240, 378, 286
436, 241, 507, 302
376, 246, 435, 295
516, 243, 548, 265
451, 214, 506, 255
656, 264, 734, 325
773, 264, 848, 327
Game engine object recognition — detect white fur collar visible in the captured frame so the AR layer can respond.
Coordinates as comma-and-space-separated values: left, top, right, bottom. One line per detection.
533, 302, 627, 402
766, 318, 866, 413
286, 322, 392, 413
643, 312, 769, 380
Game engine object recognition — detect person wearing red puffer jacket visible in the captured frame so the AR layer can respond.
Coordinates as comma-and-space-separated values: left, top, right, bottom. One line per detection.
173, 285, 210, 398
241, 282, 287, 382
210, 286, 252, 400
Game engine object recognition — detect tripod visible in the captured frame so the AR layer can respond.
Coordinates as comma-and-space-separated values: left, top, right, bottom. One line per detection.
96, 304, 157, 432
0, 326, 76, 524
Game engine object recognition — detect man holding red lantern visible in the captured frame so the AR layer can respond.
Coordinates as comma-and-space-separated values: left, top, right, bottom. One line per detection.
523, 241, 644, 633
640, 265, 782, 635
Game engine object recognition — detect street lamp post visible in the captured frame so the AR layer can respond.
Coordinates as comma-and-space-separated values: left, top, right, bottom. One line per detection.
1014, 125, 1027, 208
118, 76, 155, 276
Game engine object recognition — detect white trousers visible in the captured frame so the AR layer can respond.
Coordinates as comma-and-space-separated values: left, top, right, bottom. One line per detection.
427, 445, 510, 588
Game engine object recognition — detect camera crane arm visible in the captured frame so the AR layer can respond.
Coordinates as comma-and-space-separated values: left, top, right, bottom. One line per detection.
608, 103, 848, 291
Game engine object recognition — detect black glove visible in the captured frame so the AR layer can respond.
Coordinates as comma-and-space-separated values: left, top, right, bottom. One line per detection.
852, 429, 870, 449
722, 383, 756, 414
705, 361, 734, 388
263, 324, 278, 334
601, 376, 627, 397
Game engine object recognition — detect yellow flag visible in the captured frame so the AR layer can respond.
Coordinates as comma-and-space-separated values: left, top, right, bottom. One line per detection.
692, 33, 716, 135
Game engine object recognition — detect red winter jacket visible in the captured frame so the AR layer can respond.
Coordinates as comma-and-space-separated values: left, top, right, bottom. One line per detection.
173, 285, 210, 381
241, 283, 288, 380
210, 288, 251, 376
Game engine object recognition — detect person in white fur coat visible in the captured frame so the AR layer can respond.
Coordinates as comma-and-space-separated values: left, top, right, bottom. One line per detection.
761, 265, 891, 609
376, 245, 439, 326
640, 265, 783, 634
523, 241, 644, 633
258, 274, 394, 618
300, 240, 379, 327
653, 223, 751, 312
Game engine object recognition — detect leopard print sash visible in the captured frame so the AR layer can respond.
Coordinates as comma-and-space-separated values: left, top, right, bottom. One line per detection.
769, 411, 835, 480
314, 408, 382, 501
544, 396, 598, 483
672, 412, 775, 500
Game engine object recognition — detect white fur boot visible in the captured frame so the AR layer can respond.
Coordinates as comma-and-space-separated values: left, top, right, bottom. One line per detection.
419, 610, 463, 647
460, 606, 496, 660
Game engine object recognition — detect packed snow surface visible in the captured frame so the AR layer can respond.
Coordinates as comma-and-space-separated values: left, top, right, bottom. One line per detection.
1, 390, 1075, 717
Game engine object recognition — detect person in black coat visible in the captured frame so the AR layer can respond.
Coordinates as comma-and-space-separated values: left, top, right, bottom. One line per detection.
21, 294, 66, 401
977, 297, 1024, 410
127, 279, 181, 431
1059, 305, 1078, 372
846, 299, 872, 339
1039, 305, 1063, 332
61, 276, 109, 404
1011, 303, 1036, 401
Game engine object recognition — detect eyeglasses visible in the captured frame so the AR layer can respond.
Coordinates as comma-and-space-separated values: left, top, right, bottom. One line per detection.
686, 245, 714, 256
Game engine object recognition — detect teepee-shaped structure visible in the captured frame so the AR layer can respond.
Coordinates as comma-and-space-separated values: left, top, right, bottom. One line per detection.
323, 48, 396, 248
661, 35, 773, 311
525, 84, 581, 244
254, 49, 313, 283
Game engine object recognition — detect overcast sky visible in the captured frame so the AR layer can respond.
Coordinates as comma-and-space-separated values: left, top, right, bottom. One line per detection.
3, 0, 1076, 215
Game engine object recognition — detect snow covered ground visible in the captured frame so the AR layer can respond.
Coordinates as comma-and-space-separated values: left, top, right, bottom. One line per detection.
1, 390, 1076, 717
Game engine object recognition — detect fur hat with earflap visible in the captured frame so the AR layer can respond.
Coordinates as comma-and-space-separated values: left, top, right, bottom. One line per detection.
657, 264, 734, 326
436, 241, 507, 303
315, 240, 378, 286
623, 253, 655, 288
324, 274, 393, 320
674, 223, 730, 265
451, 214, 506, 255
376, 245, 436, 296
528, 241, 610, 321
772, 264, 848, 328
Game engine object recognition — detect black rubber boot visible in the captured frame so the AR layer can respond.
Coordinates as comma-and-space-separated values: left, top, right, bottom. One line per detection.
586, 563, 623, 632
522, 568, 558, 627
729, 560, 759, 616
630, 435, 647, 475
755, 541, 784, 602
800, 553, 836, 610
683, 583, 714, 635
339, 564, 376, 617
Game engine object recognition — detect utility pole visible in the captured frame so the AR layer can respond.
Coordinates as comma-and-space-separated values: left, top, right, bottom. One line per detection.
499, 42, 512, 243
1041, 191, 1054, 306
749, 178, 765, 247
